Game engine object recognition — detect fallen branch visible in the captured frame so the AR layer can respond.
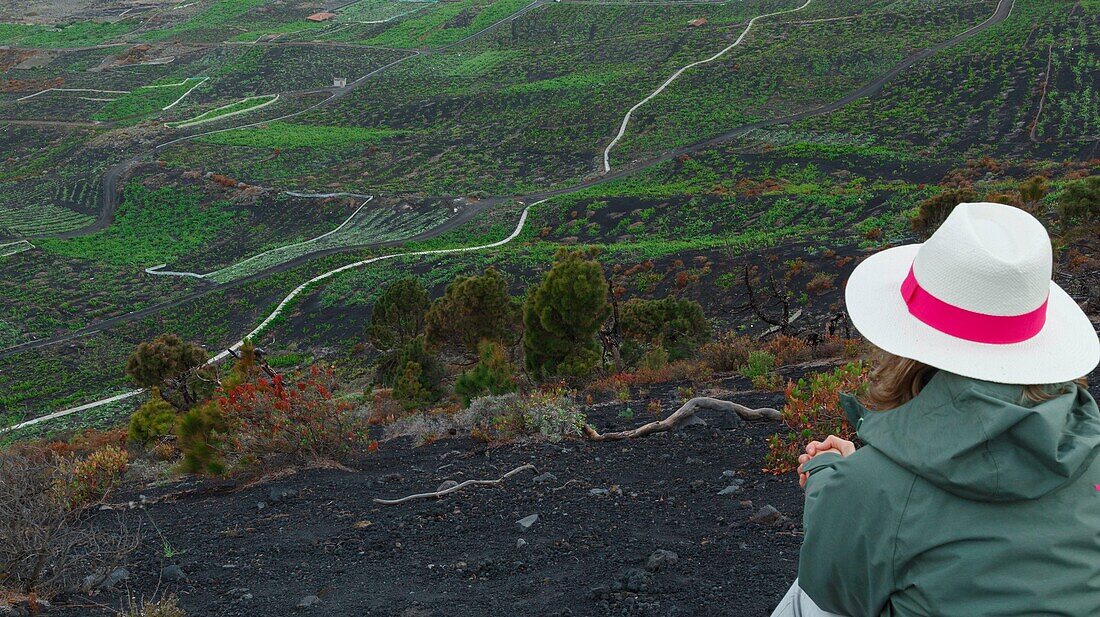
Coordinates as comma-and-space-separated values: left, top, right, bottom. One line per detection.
584, 397, 781, 442
373, 463, 537, 505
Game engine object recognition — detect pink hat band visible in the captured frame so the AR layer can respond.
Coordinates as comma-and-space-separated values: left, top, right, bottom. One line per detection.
900, 265, 1048, 345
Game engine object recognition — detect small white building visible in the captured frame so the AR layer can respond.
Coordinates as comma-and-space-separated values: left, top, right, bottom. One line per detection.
333, 77, 348, 87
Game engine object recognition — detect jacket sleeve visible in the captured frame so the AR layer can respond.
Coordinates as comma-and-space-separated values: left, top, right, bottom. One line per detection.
797, 448, 912, 616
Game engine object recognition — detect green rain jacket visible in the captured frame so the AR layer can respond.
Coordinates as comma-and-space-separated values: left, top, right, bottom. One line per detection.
798, 370, 1100, 616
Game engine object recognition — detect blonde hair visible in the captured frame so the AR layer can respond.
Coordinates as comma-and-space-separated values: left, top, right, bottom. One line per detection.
861, 348, 1087, 411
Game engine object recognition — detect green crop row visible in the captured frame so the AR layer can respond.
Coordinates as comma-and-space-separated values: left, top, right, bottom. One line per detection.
195, 121, 403, 149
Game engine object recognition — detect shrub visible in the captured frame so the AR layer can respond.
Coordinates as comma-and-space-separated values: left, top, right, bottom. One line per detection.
517, 388, 587, 442
218, 366, 372, 469
425, 268, 518, 356
805, 272, 836, 296
700, 332, 756, 372
739, 351, 775, 380
0, 450, 137, 595
128, 390, 177, 444
175, 401, 227, 475
379, 335, 444, 393
393, 361, 430, 410
585, 360, 713, 399
123, 594, 186, 617
1056, 175, 1099, 231
619, 297, 710, 362
454, 340, 517, 406
367, 388, 404, 425
523, 248, 610, 378
637, 344, 670, 370
1018, 175, 1048, 211
764, 362, 870, 473
63, 445, 129, 508
760, 334, 811, 366
464, 389, 586, 443
911, 188, 979, 240
366, 277, 428, 351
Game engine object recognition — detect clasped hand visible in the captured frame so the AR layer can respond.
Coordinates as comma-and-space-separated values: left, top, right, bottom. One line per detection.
797, 435, 856, 488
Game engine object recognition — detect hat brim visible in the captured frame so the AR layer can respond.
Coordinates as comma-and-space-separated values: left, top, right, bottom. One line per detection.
845, 244, 1100, 385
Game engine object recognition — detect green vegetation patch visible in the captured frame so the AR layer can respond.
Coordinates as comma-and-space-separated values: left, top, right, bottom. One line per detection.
196, 122, 403, 150
365, 0, 530, 48
0, 22, 133, 48
38, 183, 242, 266
92, 77, 206, 122
142, 0, 269, 42
228, 20, 326, 43
444, 49, 519, 77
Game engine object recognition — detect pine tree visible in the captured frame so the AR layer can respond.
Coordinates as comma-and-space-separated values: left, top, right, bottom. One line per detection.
425, 268, 518, 356
455, 340, 518, 406
522, 249, 610, 378
366, 277, 428, 351
125, 334, 208, 409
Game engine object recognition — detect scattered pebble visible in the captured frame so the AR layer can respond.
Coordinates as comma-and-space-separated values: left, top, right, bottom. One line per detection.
517, 514, 539, 530
161, 565, 185, 582
749, 505, 788, 526
645, 549, 679, 572
297, 595, 322, 609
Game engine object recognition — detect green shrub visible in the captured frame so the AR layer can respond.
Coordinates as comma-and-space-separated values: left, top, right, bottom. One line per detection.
911, 188, 979, 240
519, 389, 588, 442
128, 390, 177, 444
637, 344, 670, 370
455, 340, 518, 406
125, 334, 208, 410
175, 401, 226, 475
1056, 176, 1099, 230
740, 351, 776, 380
465, 389, 586, 443
619, 297, 710, 362
393, 362, 430, 410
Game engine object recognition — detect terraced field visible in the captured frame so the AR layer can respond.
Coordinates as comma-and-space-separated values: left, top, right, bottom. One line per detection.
0, 0, 1096, 430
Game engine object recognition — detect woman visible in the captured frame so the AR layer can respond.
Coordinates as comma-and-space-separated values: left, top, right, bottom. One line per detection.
771, 202, 1100, 616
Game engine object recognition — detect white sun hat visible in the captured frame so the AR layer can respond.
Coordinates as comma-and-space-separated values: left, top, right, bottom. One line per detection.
845, 202, 1099, 385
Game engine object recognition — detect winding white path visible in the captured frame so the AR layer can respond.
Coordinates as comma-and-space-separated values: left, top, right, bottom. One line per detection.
2, 203, 534, 434
162, 77, 209, 111
167, 94, 280, 128
601, 0, 814, 172
145, 195, 375, 280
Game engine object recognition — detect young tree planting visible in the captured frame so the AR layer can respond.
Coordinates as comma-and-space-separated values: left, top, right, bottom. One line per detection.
523, 249, 610, 378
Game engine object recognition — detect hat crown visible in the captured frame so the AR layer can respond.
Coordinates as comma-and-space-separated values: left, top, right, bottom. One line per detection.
913, 202, 1051, 317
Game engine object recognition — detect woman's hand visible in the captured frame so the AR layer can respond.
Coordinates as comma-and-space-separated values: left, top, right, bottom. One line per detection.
798, 435, 857, 488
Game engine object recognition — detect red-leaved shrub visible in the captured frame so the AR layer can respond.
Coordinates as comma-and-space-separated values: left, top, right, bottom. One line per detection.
219, 366, 371, 469
764, 362, 870, 473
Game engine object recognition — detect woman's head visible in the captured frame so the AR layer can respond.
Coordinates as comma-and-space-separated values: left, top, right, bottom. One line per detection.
844, 202, 1098, 385
862, 347, 1088, 411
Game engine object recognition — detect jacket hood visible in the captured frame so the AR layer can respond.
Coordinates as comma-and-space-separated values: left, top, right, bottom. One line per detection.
841, 371, 1100, 501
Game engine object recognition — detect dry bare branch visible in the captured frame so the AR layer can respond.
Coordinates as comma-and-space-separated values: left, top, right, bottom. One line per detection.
584, 397, 781, 441
373, 463, 537, 505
